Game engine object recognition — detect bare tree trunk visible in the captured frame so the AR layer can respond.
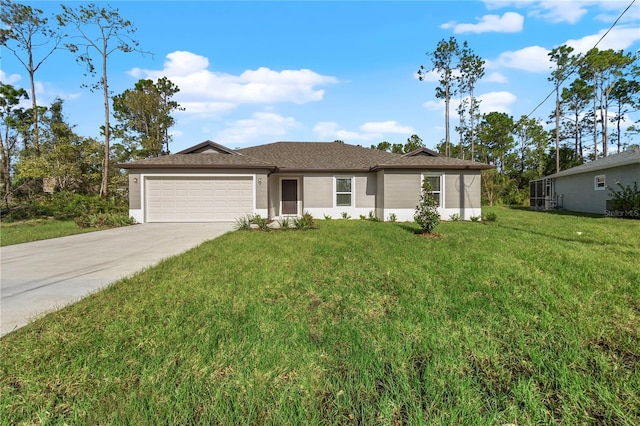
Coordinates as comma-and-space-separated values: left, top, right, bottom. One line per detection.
100, 39, 110, 197
555, 94, 560, 173
444, 84, 450, 157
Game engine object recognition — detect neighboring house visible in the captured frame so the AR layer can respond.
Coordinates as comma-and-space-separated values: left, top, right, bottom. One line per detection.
529, 147, 640, 214
119, 140, 493, 223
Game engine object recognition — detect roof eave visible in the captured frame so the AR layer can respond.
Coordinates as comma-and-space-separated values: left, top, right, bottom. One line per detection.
370, 163, 494, 171
117, 163, 276, 171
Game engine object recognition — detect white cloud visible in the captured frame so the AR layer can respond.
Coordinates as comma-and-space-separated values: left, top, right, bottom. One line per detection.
130, 50, 339, 118
0, 70, 22, 85
482, 1, 592, 24
485, 72, 508, 83
441, 12, 524, 34
423, 91, 517, 115
496, 45, 551, 72
477, 91, 518, 114
564, 26, 640, 54
313, 120, 415, 142
529, 1, 590, 24
215, 112, 300, 146
313, 122, 367, 141
360, 121, 415, 134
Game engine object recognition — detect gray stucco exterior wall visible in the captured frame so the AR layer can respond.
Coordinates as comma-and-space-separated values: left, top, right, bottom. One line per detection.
383, 171, 421, 209
444, 171, 481, 209
128, 173, 141, 209
554, 164, 640, 214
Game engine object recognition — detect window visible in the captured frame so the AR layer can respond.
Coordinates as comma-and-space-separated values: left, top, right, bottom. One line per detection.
595, 175, 605, 190
423, 175, 442, 206
335, 177, 353, 206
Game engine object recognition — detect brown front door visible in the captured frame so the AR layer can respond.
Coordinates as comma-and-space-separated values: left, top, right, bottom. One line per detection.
281, 179, 297, 215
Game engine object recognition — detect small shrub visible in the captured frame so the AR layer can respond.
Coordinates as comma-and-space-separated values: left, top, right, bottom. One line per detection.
293, 211, 317, 230
323, 214, 332, 220
414, 179, 440, 234
234, 214, 253, 230
359, 214, 366, 220
608, 180, 640, 211
470, 215, 481, 222
276, 217, 291, 230
388, 213, 397, 222
483, 212, 497, 222
367, 210, 380, 222
449, 213, 461, 221
341, 212, 351, 220
74, 213, 135, 229
252, 214, 271, 231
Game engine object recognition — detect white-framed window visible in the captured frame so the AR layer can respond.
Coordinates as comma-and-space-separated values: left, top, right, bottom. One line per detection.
595, 175, 606, 190
335, 176, 353, 207
422, 174, 443, 206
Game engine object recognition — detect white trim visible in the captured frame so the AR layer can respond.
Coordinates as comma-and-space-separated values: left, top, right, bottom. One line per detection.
334, 175, 354, 208
279, 177, 301, 216
139, 173, 257, 223
594, 174, 606, 190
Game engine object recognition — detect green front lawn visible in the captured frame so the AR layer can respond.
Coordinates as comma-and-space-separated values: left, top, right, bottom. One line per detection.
0, 219, 97, 246
1, 207, 639, 424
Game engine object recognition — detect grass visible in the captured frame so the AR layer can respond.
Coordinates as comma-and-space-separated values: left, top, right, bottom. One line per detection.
0, 218, 97, 246
1, 207, 639, 424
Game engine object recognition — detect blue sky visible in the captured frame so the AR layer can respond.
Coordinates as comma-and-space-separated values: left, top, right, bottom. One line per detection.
2, 0, 639, 153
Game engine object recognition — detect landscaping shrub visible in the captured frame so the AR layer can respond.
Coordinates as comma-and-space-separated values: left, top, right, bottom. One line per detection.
293, 211, 316, 230
276, 217, 291, 230
74, 213, 135, 229
483, 212, 497, 222
608, 180, 640, 212
234, 214, 252, 230
252, 214, 271, 231
414, 179, 440, 233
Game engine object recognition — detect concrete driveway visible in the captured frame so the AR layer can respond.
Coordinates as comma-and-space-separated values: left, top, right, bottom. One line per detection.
0, 222, 234, 337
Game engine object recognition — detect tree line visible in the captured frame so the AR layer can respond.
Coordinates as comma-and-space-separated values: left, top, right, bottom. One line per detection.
1, 1, 638, 212
1, 0, 182, 210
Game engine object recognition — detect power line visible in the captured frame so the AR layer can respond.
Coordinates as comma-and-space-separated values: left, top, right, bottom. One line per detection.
523, 0, 637, 120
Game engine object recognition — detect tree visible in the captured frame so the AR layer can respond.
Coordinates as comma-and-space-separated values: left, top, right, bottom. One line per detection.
0, 84, 29, 204
112, 77, 182, 159
548, 45, 575, 173
477, 112, 515, 173
57, 3, 143, 197
418, 36, 460, 157
561, 78, 590, 162
609, 69, 640, 152
404, 134, 425, 153
371, 141, 391, 151
16, 98, 103, 193
581, 48, 635, 158
414, 178, 440, 234
513, 116, 549, 183
458, 41, 485, 161
1, 0, 62, 157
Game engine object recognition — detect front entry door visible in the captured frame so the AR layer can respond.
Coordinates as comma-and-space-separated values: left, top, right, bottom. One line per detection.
281, 179, 298, 215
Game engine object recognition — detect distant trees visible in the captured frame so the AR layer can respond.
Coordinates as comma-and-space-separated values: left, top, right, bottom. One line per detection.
1, 0, 62, 156
0, 84, 29, 204
112, 78, 183, 160
418, 37, 484, 159
371, 134, 425, 154
57, 3, 144, 197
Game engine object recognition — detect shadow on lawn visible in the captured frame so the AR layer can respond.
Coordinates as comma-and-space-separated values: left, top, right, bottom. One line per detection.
494, 223, 638, 249
508, 206, 605, 219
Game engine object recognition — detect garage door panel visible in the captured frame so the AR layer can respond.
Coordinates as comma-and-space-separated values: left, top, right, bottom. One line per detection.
145, 176, 253, 222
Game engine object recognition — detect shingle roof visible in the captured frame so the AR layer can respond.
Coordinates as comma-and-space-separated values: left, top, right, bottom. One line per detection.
117, 152, 274, 169
237, 141, 492, 171
119, 140, 493, 171
547, 148, 640, 178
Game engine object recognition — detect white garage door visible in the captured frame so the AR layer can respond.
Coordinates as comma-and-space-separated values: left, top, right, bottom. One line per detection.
145, 176, 253, 222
